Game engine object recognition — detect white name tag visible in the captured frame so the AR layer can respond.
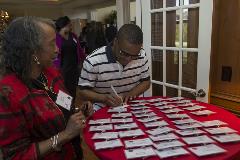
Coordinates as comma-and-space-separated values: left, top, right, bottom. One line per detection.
55, 90, 72, 111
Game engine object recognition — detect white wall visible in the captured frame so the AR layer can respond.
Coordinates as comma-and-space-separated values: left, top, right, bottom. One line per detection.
96, 6, 116, 22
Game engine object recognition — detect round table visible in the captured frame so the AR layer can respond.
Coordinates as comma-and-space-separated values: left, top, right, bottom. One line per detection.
83, 96, 240, 160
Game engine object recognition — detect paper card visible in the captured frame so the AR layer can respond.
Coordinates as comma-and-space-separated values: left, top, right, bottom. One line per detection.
175, 123, 202, 130
108, 108, 127, 113
92, 132, 118, 140
112, 113, 132, 118
155, 147, 189, 158
166, 97, 184, 101
55, 90, 72, 111
182, 135, 215, 145
124, 138, 153, 148
130, 106, 150, 110
149, 133, 179, 142
94, 139, 123, 150
89, 124, 113, 132
132, 109, 152, 114
200, 120, 227, 127
124, 147, 156, 159
172, 118, 198, 125
191, 110, 216, 116
145, 98, 163, 102
204, 127, 237, 135
175, 129, 205, 136
156, 105, 178, 110
166, 114, 190, 119
183, 105, 206, 111
119, 129, 145, 138
152, 102, 165, 106
178, 102, 197, 107
129, 100, 145, 103
130, 103, 147, 107
146, 126, 173, 136
135, 112, 156, 118
137, 116, 161, 123
161, 108, 183, 114
111, 118, 133, 123
143, 120, 168, 128
89, 118, 111, 125
188, 144, 226, 157
153, 140, 185, 150
212, 133, 240, 143
114, 123, 138, 130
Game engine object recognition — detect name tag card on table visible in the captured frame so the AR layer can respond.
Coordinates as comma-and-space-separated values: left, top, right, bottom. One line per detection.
156, 105, 178, 110
212, 133, 240, 143
94, 139, 123, 150
137, 116, 161, 123
89, 124, 113, 132
155, 147, 189, 159
92, 132, 118, 140
119, 129, 145, 138
124, 147, 156, 159
108, 108, 127, 113
132, 109, 152, 115
89, 118, 111, 125
130, 103, 148, 107
191, 110, 216, 116
112, 113, 132, 118
175, 129, 206, 136
146, 126, 173, 136
149, 133, 179, 142
152, 102, 169, 106
175, 123, 202, 130
178, 102, 197, 107
188, 144, 226, 157
183, 105, 206, 111
161, 108, 183, 114
145, 98, 163, 103
124, 138, 153, 148
182, 135, 215, 145
204, 127, 238, 135
130, 106, 150, 110
143, 120, 168, 128
111, 118, 133, 124
135, 112, 156, 118
200, 120, 227, 127
153, 140, 185, 150
172, 118, 199, 125
167, 114, 190, 119
114, 123, 138, 130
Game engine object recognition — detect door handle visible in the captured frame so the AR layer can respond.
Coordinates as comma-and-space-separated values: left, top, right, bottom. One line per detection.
191, 89, 206, 98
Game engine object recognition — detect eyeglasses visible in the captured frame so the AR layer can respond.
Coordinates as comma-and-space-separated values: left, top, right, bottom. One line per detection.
117, 40, 143, 60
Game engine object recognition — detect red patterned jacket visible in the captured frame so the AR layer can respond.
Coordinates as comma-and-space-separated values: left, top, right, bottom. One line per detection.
0, 67, 77, 160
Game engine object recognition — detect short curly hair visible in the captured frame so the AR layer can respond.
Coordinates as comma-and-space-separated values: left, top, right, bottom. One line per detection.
1, 16, 55, 85
117, 24, 143, 44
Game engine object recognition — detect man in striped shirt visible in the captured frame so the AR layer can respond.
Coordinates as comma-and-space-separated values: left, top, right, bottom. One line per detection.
76, 24, 150, 110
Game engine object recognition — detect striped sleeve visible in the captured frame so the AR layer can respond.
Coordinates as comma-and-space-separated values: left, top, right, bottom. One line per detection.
140, 51, 150, 81
78, 59, 98, 88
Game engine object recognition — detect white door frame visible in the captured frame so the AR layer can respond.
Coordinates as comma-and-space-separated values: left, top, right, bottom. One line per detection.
137, 0, 213, 102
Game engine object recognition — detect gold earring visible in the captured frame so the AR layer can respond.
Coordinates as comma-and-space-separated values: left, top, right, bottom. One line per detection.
33, 55, 40, 65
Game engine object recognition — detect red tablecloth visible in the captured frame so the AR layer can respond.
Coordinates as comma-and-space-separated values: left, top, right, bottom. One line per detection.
83, 97, 240, 160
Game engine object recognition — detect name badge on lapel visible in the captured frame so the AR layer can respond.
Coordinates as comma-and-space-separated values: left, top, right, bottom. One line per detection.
56, 90, 72, 111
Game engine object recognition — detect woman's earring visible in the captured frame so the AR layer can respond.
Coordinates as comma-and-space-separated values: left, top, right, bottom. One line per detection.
33, 55, 40, 65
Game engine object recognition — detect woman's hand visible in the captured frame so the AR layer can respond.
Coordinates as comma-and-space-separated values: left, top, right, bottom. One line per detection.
64, 111, 86, 139
81, 101, 94, 117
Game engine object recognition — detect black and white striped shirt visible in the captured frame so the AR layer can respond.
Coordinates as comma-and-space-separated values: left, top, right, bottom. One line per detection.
78, 44, 150, 107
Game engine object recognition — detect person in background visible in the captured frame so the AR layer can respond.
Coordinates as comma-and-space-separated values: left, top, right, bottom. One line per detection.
95, 22, 107, 49
85, 21, 97, 54
76, 24, 150, 111
105, 21, 117, 43
0, 16, 92, 160
55, 16, 86, 98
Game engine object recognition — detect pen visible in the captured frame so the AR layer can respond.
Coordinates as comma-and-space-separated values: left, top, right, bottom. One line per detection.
111, 85, 124, 105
